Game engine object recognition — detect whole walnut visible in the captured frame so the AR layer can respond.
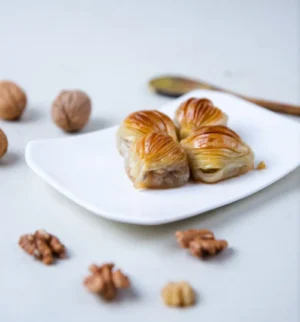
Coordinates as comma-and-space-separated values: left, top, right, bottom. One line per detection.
51, 90, 92, 132
0, 129, 8, 158
0, 81, 27, 120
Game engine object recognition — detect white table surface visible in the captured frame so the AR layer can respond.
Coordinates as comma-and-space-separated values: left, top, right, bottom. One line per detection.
0, 1, 299, 321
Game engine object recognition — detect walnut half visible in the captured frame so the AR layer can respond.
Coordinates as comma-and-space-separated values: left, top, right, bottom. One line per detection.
19, 229, 66, 265
176, 229, 228, 258
162, 281, 195, 307
84, 263, 130, 301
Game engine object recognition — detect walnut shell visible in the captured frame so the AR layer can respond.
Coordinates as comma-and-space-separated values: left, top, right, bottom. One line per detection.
51, 90, 91, 132
0, 81, 27, 120
0, 129, 8, 158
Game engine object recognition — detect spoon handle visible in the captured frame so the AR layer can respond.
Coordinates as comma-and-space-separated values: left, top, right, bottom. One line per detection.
218, 87, 300, 115
235, 95, 300, 115
149, 76, 300, 116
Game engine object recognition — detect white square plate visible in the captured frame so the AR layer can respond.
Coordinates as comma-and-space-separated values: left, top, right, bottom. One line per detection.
25, 90, 300, 225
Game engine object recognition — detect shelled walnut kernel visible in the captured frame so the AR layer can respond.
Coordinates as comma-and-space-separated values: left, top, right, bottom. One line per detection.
84, 263, 130, 301
176, 229, 228, 258
19, 229, 66, 265
162, 281, 195, 307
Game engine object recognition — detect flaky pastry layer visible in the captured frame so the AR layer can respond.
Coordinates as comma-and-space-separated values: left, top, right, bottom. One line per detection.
181, 125, 254, 183
126, 132, 189, 189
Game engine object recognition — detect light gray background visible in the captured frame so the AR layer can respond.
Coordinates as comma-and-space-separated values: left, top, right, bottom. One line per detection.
0, 0, 299, 321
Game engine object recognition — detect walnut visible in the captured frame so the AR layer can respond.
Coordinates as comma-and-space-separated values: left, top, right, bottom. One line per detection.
51, 90, 91, 132
0, 81, 27, 120
19, 229, 66, 265
189, 238, 228, 258
175, 229, 228, 258
176, 229, 215, 248
162, 281, 195, 307
256, 161, 267, 170
84, 263, 130, 301
0, 128, 8, 158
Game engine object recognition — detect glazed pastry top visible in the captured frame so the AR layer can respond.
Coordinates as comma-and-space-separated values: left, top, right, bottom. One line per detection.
175, 98, 228, 139
132, 132, 187, 169
119, 110, 178, 142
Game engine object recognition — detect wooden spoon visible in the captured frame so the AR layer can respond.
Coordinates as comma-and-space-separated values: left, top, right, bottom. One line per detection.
149, 75, 300, 116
